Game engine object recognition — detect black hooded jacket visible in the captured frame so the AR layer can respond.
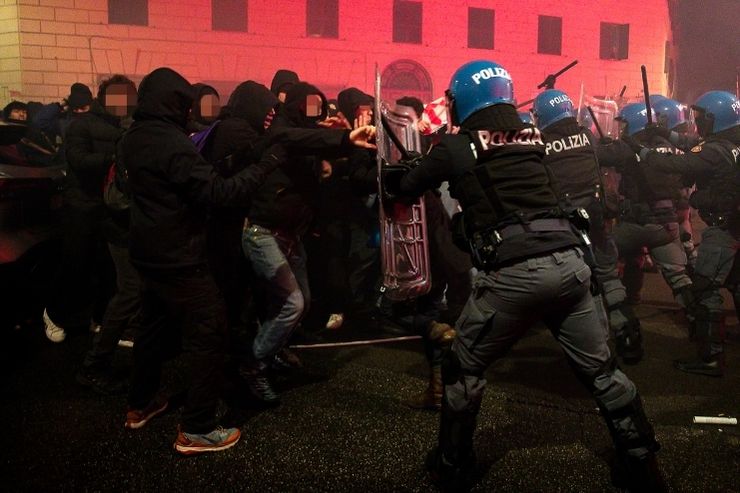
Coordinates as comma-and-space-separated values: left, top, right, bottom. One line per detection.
123, 67, 286, 269
270, 69, 299, 97
248, 83, 336, 234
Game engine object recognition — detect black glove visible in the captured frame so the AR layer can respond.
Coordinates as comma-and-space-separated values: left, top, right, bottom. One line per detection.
381, 165, 409, 199
399, 150, 424, 169
644, 123, 671, 141
621, 134, 644, 155
599, 136, 615, 146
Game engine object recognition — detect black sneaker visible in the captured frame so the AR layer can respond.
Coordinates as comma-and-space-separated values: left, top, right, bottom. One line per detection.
239, 366, 281, 405
673, 357, 723, 377
76, 367, 127, 395
425, 447, 475, 493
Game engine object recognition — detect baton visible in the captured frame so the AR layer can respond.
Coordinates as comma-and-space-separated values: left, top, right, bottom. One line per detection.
538, 60, 579, 89
586, 106, 605, 139
619, 85, 627, 98
641, 65, 653, 125
516, 98, 535, 109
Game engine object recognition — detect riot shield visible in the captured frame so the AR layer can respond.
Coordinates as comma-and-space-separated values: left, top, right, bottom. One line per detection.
577, 83, 620, 138
375, 64, 431, 301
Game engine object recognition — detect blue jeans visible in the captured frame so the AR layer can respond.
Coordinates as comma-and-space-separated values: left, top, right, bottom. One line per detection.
242, 224, 310, 365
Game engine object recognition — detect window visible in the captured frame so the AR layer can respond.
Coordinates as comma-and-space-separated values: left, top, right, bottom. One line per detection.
212, 0, 247, 32
537, 15, 562, 55
600, 22, 629, 60
468, 8, 494, 50
307, 0, 338, 38
393, 1, 422, 44
108, 0, 148, 26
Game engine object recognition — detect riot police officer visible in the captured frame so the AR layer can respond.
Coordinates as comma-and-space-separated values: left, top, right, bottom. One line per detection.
628, 91, 740, 376
651, 96, 699, 271
599, 103, 693, 327
388, 60, 666, 492
532, 89, 644, 364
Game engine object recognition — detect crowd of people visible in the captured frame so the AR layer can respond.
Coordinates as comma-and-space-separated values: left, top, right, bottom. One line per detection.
2, 59, 738, 492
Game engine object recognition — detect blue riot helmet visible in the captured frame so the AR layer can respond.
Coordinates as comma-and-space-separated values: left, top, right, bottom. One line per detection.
518, 111, 534, 125
532, 89, 575, 130
616, 102, 652, 137
446, 60, 514, 126
691, 91, 740, 136
651, 96, 687, 131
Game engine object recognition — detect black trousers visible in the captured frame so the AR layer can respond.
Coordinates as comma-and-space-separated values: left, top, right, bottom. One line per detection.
83, 243, 141, 370
128, 264, 227, 434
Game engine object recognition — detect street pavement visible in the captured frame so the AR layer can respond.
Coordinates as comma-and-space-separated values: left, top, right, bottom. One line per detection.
2, 271, 738, 492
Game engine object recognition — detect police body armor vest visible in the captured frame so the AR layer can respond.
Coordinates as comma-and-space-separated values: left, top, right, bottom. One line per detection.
448, 126, 578, 265
541, 122, 603, 214
692, 138, 740, 222
621, 136, 682, 224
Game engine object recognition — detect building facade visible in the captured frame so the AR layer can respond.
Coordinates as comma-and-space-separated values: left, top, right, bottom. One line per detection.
0, 0, 674, 107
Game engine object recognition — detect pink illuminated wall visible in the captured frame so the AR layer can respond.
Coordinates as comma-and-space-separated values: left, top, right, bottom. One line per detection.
0, 0, 673, 106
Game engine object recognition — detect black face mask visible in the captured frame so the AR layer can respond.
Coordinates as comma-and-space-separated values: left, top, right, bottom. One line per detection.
693, 110, 713, 138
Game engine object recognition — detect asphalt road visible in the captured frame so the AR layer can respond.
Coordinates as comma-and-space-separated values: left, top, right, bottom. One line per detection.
2, 271, 738, 493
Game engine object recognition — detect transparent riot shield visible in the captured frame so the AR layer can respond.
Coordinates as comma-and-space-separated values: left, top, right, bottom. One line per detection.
375, 65, 431, 301
577, 83, 620, 138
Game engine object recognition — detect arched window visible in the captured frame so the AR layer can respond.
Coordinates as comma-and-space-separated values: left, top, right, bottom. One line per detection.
381, 59, 433, 104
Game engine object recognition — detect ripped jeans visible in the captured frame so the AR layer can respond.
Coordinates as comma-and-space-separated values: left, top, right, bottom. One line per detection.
242, 224, 310, 366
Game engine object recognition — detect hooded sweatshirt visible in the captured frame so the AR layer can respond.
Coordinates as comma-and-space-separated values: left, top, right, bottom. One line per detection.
123, 67, 286, 269
248, 82, 329, 234
270, 69, 299, 97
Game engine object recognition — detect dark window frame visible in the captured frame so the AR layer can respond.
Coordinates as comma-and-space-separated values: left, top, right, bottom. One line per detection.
599, 22, 630, 60
393, 0, 422, 45
537, 15, 562, 55
212, 0, 248, 32
468, 7, 494, 50
108, 0, 148, 26
306, 0, 339, 38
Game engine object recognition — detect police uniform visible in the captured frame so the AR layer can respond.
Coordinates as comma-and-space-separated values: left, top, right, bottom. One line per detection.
598, 132, 693, 316
536, 97, 644, 364
392, 61, 665, 492
639, 125, 740, 376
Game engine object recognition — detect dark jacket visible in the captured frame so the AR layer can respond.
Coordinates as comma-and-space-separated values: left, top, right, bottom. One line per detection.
123, 67, 286, 270
64, 102, 122, 209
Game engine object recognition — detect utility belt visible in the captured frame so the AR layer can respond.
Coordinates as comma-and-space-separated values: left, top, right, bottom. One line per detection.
620, 199, 677, 225
469, 215, 584, 270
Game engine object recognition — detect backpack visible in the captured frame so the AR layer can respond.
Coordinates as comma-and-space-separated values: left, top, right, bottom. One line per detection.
103, 158, 130, 211
190, 120, 220, 153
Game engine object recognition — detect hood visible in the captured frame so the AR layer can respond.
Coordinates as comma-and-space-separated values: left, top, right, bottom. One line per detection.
270, 69, 299, 96
223, 80, 278, 133
337, 87, 373, 122
190, 83, 219, 124
277, 82, 327, 129
134, 67, 195, 129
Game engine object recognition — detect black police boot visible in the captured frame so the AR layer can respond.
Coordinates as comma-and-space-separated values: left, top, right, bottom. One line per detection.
674, 314, 725, 377
602, 394, 668, 493
615, 320, 644, 364
426, 400, 477, 493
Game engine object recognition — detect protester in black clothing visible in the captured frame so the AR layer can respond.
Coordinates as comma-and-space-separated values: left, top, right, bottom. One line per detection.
121, 67, 294, 454
42, 82, 120, 343
77, 75, 141, 395
188, 83, 220, 133
270, 69, 299, 103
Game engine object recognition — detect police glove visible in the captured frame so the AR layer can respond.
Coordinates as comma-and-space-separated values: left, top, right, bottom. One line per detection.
399, 150, 424, 169
381, 165, 411, 201
644, 123, 671, 141
621, 134, 644, 155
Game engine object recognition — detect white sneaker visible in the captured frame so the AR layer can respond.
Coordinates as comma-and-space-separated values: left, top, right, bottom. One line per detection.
43, 309, 66, 343
325, 313, 344, 330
